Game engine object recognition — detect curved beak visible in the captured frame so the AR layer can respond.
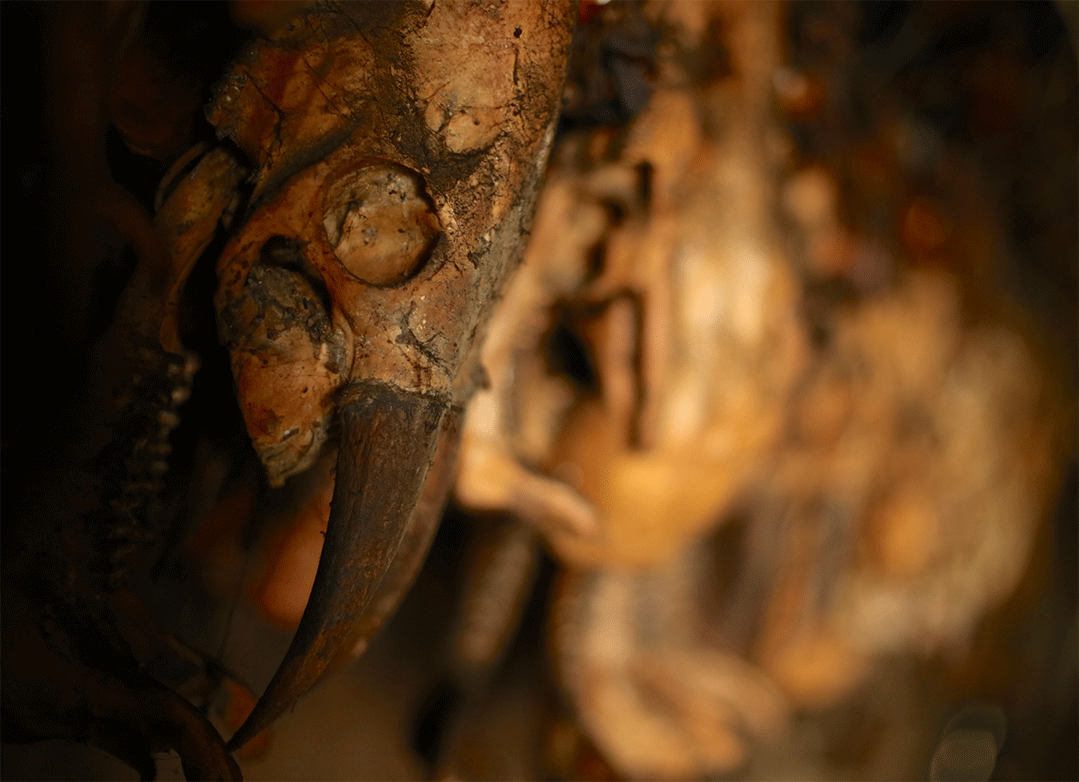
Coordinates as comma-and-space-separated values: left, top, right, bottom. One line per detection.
227, 380, 448, 751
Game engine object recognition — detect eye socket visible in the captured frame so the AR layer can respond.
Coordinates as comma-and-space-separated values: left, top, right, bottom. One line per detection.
258, 235, 334, 319
322, 163, 440, 287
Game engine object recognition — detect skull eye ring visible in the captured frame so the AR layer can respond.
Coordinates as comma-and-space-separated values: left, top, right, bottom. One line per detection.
322, 162, 441, 287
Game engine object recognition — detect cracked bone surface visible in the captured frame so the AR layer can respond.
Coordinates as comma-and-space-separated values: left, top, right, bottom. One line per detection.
208, 0, 574, 749
454, 1, 1070, 778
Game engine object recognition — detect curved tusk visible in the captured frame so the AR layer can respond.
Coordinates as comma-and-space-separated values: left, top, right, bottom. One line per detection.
228, 380, 448, 751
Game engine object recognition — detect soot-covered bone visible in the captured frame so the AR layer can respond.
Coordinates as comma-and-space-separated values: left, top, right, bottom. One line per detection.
209, 0, 575, 749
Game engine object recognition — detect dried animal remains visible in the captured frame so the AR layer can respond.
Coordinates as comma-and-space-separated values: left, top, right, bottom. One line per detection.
3, 1, 571, 777
2, 1, 1075, 781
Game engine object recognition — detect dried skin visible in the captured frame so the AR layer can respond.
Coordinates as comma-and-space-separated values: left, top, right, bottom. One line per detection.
6, 0, 1072, 778
2, 8, 253, 774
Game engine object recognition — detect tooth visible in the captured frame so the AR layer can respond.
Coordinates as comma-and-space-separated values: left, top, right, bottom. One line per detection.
227, 380, 448, 750
330, 405, 462, 666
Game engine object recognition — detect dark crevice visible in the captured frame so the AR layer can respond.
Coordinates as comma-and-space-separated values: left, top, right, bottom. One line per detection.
544, 313, 599, 394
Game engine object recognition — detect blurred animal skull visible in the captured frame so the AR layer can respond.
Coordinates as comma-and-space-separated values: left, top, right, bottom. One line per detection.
454, 2, 1069, 778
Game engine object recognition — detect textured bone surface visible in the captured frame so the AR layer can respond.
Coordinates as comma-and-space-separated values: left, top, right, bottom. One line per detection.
213, 0, 575, 426
321, 164, 440, 287
207, 0, 575, 751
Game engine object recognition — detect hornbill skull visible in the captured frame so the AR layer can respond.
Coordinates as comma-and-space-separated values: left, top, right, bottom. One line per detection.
202, 1, 573, 749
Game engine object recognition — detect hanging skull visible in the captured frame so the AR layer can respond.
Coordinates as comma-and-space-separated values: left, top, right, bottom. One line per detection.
455, 3, 807, 775
453, 1, 1071, 779
456, 1, 808, 569
200, 0, 574, 750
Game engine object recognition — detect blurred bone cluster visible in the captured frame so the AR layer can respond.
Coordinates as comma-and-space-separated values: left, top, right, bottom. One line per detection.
454, 1, 1074, 778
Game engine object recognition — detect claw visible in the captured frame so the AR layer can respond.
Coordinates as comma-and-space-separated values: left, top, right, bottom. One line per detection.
228, 380, 448, 750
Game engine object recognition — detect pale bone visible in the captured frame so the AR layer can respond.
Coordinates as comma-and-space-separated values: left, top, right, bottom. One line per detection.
456, 2, 804, 777
456, 1, 807, 570
455, 0, 1069, 778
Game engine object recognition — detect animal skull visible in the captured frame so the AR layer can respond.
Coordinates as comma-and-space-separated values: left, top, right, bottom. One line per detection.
456, 0, 807, 569
454, 1, 1069, 778
203, 0, 574, 749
